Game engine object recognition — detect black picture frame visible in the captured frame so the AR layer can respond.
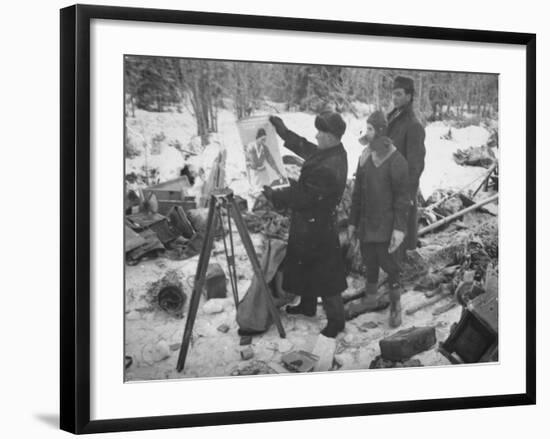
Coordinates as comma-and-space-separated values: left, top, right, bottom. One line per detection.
60, 3, 536, 434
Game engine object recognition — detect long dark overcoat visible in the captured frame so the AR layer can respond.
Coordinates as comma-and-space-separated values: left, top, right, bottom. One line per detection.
387, 103, 426, 249
271, 130, 348, 298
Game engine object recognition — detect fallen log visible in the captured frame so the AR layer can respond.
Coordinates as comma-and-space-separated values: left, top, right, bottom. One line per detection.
432, 299, 459, 316
405, 284, 453, 315
458, 193, 496, 216
418, 193, 499, 236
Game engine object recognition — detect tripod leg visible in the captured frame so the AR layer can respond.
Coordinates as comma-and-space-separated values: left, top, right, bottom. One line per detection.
217, 207, 239, 308
176, 195, 219, 372
228, 198, 286, 338
225, 208, 240, 305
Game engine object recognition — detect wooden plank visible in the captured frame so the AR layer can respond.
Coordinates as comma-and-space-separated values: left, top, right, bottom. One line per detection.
312, 335, 337, 372
419, 193, 499, 236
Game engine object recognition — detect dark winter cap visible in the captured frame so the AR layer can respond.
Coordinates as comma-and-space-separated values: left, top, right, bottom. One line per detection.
256, 128, 267, 139
392, 75, 415, 95
314, 111, 347, 139
367, 110, 388, 136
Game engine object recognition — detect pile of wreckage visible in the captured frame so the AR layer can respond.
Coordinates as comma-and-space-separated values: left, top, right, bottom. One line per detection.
124, 176, 251, 265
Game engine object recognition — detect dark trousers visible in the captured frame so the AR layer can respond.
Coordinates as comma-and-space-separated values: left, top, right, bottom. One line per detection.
299, 294, 345, 328
405, 199, 419, 250
360, 242, 401, 286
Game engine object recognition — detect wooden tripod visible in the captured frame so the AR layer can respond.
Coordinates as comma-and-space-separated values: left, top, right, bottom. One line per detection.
176, 188, 286, 372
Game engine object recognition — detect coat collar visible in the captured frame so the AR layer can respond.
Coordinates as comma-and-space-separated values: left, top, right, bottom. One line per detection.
371, 144, 396, 167
310, 142, 345, 160
388, 102, 414, 125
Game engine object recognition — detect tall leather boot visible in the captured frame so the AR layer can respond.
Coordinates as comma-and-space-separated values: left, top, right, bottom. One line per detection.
345, 282, 389, 320
321, 295, 345, 338
389, 283, 402, 328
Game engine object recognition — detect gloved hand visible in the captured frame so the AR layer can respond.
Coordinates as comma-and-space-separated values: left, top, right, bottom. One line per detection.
269, 115, 289, 140
262, 185, 274, 203
388, 229, 405, 254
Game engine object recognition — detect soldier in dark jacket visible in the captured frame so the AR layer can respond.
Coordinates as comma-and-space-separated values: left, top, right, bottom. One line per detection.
348, 111, 410, 327
386, 76, 426, 250
263, 112, 348, 338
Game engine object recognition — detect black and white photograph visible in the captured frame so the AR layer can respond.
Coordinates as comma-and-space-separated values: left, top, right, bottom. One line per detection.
124, 56, 499, 381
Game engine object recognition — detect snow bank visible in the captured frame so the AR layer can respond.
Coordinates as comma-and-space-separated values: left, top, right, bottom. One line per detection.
125, 109, 196, 183
420, 122, 492, 197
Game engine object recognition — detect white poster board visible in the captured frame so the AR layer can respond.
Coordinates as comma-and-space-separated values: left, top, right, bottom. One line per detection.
237, 116, 289, 192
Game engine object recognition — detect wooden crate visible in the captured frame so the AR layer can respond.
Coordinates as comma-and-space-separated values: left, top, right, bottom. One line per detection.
142, 176, 197, 215
439, 289, 498, 364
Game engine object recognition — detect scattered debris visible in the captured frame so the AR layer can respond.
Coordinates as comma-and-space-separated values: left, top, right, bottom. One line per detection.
334, 352, 354, 369
406, 285, 453, 315
145, 270, 187, 315
439, 283, 498, 363
167, 205, 195, 238
369, 356, 423, 369
125, 227, 165, 265
205, 263, 227, 299
153, 340, 171, 362
277, 339, 293, 353
267, 361, 290, 374
240, 346, 254, 361
432, 300, 459, 316
202, 299, 226, 314
418, 194, 498, 236
158, 285, 186, 317
344, 292, 390, 320
359, 321, 380, 332
239, 335, 253, 346
344, 334, 355, 344
243, 210, 290, 240
231, 361, 274, 376
484, 263, 498, 296
414, 270, 449, 292
453, 145, 496, 168
187, 208, 221, 235
455, 270, 476, 305
217, 323, 230, 334
141, 176, 197, 215
281, 351, 319, 373
379, 326, 436, 361
312, 335, 337, 372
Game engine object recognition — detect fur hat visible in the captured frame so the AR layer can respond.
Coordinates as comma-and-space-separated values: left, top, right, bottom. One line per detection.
392, 75, 415, 95
367, 110, 388, 136
314, 111, 347, 139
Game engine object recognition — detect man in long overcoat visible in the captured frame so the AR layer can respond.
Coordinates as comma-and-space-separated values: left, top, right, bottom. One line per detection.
386, 76, 426, 250
263, 112, 348, 337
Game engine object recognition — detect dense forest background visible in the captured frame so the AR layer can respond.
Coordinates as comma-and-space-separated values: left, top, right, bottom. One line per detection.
125, 56, 498, 145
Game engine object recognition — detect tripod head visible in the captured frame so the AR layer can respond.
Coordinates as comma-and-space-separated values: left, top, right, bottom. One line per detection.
211, 187, 235, 204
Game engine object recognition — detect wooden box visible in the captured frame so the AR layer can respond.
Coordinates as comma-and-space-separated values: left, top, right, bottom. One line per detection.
142, 176, 197, 215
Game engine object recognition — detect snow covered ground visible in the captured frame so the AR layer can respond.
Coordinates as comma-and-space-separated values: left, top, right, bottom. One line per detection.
125, 238, 463, 381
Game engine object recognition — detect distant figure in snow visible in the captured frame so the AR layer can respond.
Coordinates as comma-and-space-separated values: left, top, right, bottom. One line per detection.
386, 76, 426, 251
